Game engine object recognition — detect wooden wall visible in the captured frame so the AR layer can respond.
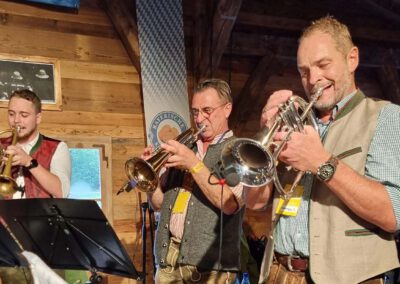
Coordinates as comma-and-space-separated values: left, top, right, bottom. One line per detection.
0, 1, 146, 283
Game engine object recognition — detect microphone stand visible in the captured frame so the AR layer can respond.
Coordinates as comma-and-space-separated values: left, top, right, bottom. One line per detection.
148, 206, 156, 277
140, 201, 156, 283
141, 202, 148, 283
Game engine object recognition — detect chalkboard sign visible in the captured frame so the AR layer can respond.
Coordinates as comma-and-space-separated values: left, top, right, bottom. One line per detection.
0, 54, 61, 111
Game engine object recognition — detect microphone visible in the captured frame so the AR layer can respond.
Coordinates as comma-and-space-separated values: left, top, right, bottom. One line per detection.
116, 180, 138, 195
212, 161, 240, 187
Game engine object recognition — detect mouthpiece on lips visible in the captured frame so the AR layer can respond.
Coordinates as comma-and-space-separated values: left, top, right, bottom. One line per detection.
312, 82, 333, 97
194, 125, 206, 139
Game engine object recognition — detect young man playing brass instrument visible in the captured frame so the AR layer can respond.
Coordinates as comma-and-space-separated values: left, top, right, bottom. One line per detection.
0, 89, 71, 283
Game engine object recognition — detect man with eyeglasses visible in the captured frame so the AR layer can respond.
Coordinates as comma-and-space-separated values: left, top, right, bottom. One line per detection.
145, 79, 245, 283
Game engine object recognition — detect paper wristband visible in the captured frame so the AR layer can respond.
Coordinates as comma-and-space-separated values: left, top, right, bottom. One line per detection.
190, 162, 205, 174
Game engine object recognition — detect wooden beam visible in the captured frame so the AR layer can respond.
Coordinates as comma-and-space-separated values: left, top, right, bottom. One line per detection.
237, 12, 400, 45
226, 31, 400, 70
193, 0, 212, 83
231, 51, 283, 132
193, 0, 242, 83
188, 26, 400, 70
237, 12, 305, 33
210, 0, 242, 73
103, 0, 141, 73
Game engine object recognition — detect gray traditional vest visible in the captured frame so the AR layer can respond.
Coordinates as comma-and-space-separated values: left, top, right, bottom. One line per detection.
261, 92, 399, 283
155, 136, 245, 271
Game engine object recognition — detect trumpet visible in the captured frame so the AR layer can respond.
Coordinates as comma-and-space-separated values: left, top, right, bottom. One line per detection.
118, 125, 205, 194
221, 83, 332, 198
0, 126, 21, 198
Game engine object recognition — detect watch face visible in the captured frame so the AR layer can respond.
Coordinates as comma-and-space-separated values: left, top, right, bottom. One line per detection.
28, 159, 38, 169
319, 164, 335, 181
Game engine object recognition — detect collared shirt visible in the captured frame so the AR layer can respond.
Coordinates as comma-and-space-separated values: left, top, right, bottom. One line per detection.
275, 94, 400, 256
12, 132, 71, 199
169, 130, 244, 239
318, 91, 355, 139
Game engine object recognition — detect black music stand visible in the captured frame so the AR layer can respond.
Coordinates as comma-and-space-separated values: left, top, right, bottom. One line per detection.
0, 223, 28, 267
0, 199, 143, 283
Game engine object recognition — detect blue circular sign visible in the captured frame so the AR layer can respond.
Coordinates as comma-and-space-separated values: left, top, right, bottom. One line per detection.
148, 111, 188, 148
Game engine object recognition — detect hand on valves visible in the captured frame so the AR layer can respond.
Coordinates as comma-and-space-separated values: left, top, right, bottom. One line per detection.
3, 145, 36, 169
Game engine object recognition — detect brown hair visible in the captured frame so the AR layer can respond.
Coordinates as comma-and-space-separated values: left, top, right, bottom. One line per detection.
300, 15, 355, 56
195, 78, 232, 103
10, 89, 42, 113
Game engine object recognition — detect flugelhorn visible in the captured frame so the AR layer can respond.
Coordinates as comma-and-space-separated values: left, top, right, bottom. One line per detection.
0, 126, 21, 198
220, 83, 332, 197
118, 125, 205, 194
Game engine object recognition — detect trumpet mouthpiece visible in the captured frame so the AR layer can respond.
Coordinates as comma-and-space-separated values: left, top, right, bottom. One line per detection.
313, 82, 332, 95
197, 124, 206, 133
311, 82, 333, 102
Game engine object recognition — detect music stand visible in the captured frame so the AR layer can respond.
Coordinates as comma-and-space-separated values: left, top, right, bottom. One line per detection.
0, 199, 143, 283
0, 223, 28, 267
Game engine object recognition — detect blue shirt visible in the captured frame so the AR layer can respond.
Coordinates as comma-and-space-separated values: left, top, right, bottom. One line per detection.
275, 96, 400, 256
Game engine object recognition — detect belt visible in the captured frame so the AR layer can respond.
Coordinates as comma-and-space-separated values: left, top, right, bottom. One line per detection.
275, 252, 309, 272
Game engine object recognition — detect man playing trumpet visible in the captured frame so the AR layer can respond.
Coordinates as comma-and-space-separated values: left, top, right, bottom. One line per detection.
248, 16, 400, 283
0, 89, 71, 283
0, 89, 71, 199
144, 79, 245, 283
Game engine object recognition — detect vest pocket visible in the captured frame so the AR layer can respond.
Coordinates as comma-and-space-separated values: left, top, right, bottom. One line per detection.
336, 146, 362, 160
345, 228, 379, 236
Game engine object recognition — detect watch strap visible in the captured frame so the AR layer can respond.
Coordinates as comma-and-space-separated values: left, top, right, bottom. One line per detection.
27, 159, 38, 170
327, 155, 339, 167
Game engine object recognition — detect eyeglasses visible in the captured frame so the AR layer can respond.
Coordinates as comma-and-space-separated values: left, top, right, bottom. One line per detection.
190, 103, 227, 118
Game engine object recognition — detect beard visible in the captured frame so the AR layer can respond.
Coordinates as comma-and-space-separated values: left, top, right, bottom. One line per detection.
313, 73, 353, 113
314, 93, 338, 112
17, 127, 35, 142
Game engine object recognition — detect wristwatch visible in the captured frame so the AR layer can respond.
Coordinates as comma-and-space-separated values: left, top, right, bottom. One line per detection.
316, 155, 338, 182
27, 159, 38, 170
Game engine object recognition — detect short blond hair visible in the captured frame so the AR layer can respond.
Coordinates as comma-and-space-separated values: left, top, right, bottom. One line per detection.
300, 15, 355, 56
195, 78, 232, 103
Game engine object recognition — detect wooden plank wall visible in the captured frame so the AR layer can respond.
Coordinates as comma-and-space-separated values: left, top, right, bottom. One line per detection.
0, 1, 146, 283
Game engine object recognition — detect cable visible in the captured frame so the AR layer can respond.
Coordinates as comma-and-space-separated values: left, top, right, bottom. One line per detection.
208, 171, 226, 271
207, 172, 225, 186
218, 183, 224, 271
